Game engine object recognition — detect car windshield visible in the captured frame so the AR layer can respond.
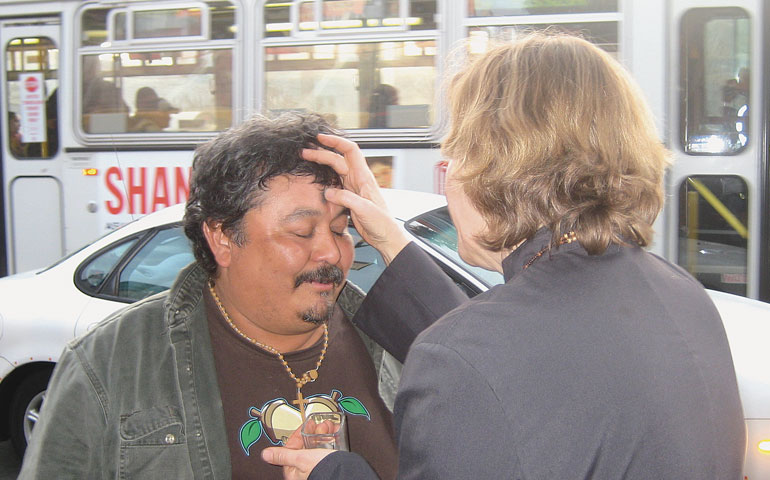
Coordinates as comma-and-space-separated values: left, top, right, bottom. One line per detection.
405, 207, 504, 287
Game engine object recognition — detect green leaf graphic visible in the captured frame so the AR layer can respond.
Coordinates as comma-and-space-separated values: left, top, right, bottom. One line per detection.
339, 397, 370, 420
240, 419, 263, 455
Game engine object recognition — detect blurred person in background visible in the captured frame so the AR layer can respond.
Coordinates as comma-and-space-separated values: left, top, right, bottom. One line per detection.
367, 84, 398, 128
129, 86, 179, 132
8, 112, 23, 156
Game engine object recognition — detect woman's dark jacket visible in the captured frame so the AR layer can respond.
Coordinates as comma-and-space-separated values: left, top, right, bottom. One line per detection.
313, 231, 745, 479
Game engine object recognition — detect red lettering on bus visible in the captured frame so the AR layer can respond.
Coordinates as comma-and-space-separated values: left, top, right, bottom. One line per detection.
127, 167, 147, 214
105, 167, 124, 215
151, 168, 170, 212
175, 167, 191, 204
105, 166, 191, 215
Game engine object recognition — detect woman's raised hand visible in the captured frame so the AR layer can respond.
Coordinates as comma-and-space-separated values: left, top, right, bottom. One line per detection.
303, 134, 410, 264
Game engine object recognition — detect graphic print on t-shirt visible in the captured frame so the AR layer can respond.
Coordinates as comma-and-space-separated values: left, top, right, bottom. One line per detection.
239, 389, 370, 455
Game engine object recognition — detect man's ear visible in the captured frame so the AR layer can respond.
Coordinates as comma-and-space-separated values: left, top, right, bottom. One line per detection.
202, 221, 232, 268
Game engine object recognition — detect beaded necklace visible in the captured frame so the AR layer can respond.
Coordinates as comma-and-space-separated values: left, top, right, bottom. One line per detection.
522, 231, 578, 270
208, 281, 327, 420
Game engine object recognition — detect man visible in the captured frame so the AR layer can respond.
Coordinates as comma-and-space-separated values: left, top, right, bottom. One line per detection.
128, 86, 179, 132
18, 113, 397, 479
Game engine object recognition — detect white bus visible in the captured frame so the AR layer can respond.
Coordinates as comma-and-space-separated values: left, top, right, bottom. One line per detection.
0, 0, 767, 303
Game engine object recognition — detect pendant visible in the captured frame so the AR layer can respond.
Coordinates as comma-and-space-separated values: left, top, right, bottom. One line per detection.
292, 386, 310, 421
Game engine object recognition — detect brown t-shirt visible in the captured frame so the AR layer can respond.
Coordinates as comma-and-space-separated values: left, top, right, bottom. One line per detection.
205, 289, 397, 480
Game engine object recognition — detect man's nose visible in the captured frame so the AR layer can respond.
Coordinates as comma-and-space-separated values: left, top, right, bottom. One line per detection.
312, 229, 342, 265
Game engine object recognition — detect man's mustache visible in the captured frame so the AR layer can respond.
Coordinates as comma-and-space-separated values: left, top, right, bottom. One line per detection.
294, 264, 344, 289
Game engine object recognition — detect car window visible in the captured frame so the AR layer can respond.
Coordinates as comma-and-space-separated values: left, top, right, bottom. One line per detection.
349, 214, 492, 298
77, 237, 140, 294
405, 206, 504, 287
347, 227, 387, 293
118, 226, 194, 300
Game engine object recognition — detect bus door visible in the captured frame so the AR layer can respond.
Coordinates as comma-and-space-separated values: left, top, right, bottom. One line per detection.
667, 1, 763, 300
0, 20, 62, 274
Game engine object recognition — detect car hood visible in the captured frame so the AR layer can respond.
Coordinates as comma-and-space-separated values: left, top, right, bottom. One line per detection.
0, 266, 88, 347
708, 290, 770, 418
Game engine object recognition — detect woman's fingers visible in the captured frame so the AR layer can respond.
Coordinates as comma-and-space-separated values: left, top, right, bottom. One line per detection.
283, 426, 304, 450
325, 188, 410, 264
325, 188, 389, 235
324, 188, 377, 216
261, 447, 335, 480
302, 134, 379, 196
315, 133, 361, 155
301, 147, 349, 176
302, 133, 366, 174
304, 134, 410, 262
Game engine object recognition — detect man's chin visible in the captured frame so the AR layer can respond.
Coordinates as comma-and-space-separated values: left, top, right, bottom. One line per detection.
299, 299, 335, 325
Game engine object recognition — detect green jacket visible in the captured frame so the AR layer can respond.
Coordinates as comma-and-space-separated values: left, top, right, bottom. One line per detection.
19, 262, 396, 479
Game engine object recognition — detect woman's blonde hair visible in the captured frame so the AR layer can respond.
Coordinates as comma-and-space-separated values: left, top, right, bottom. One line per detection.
441, 32, 670, 255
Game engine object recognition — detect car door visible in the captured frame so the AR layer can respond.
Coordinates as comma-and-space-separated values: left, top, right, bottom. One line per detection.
73, 225, 193, 336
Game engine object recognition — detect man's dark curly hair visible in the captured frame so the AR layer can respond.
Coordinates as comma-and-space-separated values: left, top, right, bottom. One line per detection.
183, 112, 343, 277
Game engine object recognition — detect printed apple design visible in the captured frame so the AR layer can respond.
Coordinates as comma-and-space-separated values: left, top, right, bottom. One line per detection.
261, 395, 338, 444
239, 389, 370, 454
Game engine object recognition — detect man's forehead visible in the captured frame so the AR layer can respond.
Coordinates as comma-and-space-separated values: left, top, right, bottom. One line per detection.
280, 204, 348, 223
256, 175, 347, 220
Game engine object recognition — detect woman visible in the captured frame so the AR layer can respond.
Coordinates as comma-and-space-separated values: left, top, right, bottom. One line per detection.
263, 32, 745, 479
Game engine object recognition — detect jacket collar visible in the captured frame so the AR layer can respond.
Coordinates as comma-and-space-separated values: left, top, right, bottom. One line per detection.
164, 262, 208, 327
501, 228, 586, 282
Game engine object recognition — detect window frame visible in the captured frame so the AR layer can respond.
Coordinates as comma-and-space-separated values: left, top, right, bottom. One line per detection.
676, 174, 749, 296
74, 0, 238, 144
259, 0, 440, 140
679, 6, 752, 156
4, 35, 60, 159
106, 2, 211, 45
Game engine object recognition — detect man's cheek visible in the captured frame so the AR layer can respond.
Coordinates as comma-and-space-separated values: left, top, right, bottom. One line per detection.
340, 240, 355, 275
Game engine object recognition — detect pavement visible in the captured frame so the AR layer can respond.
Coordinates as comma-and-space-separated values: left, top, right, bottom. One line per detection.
0, 441, 20, 479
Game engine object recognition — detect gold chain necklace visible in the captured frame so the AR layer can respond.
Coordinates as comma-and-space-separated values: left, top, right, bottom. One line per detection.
208, 280, 328, 420
522, 231, 577, 270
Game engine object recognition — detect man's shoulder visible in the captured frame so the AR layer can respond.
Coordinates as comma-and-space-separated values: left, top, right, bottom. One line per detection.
337, 281, 366, 319
70, 291, 170, 352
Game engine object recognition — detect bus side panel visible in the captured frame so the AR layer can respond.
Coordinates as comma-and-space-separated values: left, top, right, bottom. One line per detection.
72, 151, 195, 240
10, 176, 62, 272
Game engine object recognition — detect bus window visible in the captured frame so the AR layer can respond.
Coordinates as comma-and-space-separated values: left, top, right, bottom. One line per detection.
264, 41, 436, 129
262, 1, 437, 131
467, 21, 618, 56
78, 1, 235, 135
680, 8, 750, 155
264, 0, 436, 37
80, 49, 232, 134
678, 175, 748, 296
264, 0, 290, 37
132, 6, 206, 40
81, 55, 129, 133
468, 0, 618, 16
4, 36, 59, 158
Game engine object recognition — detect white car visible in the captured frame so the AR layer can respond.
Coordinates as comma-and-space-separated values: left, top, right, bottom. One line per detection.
0, 190, 767, 476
